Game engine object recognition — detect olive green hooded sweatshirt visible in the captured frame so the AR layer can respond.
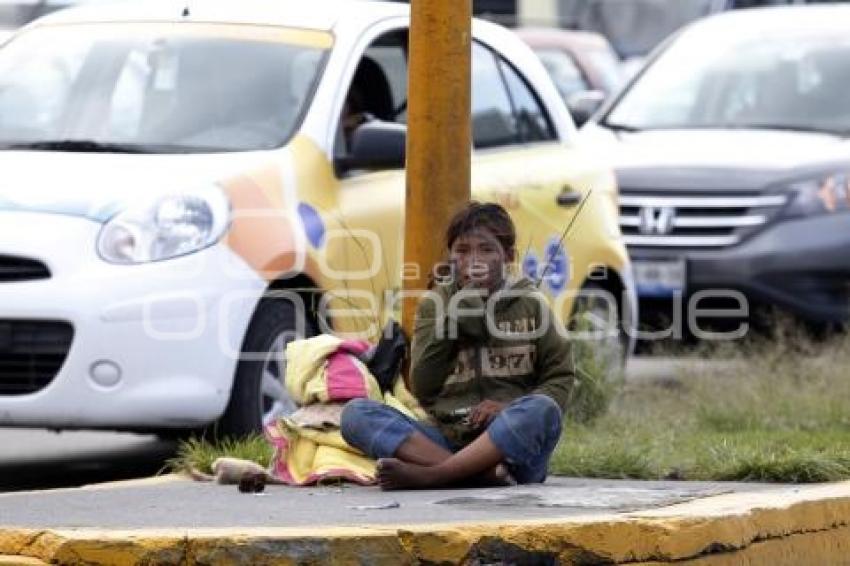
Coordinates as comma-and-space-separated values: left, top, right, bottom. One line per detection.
410, 277, 576, 445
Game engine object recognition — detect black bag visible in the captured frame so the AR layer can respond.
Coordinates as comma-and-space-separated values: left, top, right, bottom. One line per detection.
367, 320, 408, 393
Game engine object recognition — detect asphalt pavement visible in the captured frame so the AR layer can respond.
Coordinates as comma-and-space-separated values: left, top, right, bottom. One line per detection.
0, 429, 176, 492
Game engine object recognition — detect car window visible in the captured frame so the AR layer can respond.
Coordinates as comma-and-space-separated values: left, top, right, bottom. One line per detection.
0, 23, 329, 153
367, 42, 408, 122
335, 30, 408, 159
108, 47, 156, 140
533, 47, 589, 100
337, 36, 553, 156
607, 25, 850, 134
472, 42, 518, 149
497, 57, 556, 143
0, 35, 87, 135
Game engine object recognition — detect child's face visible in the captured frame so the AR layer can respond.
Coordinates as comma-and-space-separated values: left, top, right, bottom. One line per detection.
449, 228, 515, 293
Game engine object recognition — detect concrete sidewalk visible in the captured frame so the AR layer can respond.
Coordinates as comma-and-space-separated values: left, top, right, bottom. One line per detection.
2, 476, 850, 564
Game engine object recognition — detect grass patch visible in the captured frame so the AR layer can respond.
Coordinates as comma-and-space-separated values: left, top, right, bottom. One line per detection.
567, 338, 621, 425
550, 328, 850, 483
169, 320, 850, 484
166, 435, 273, 476
565, 302, 626, 425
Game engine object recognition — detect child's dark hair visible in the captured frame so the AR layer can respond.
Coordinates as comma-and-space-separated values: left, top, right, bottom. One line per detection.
445, 201, 516, 252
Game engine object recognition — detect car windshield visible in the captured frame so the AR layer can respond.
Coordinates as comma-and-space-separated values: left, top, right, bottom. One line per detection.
0, 23, 330, 153
605, 23, 850, 135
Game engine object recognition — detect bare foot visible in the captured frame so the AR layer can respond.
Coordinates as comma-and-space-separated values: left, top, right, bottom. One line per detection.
459, 463, 517, 488
480, 463, 517, 487
376, 458, 438, 490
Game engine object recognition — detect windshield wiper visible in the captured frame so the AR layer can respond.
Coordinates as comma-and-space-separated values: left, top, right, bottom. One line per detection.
600, 120, 642, 133
3, 139, 157, 153
2, 139, 245, 154
721, 124, 844, 136
652, 123, 844, 136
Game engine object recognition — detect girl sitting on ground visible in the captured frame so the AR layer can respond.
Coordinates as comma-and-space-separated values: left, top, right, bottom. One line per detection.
341, 201, 576, 489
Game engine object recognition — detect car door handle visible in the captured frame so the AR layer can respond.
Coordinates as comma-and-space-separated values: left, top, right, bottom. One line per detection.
556, 191, 582, 207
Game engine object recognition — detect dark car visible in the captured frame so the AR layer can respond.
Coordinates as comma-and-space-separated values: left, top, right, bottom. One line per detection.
515, 27, 623, 125
582, 5, 850, 330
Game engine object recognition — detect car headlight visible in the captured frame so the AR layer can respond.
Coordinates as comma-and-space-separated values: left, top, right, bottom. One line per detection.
785, 172, 850, 218
97, 187, 231, 264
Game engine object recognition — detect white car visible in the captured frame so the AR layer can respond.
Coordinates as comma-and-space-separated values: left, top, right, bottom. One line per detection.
0, 0, 633, 437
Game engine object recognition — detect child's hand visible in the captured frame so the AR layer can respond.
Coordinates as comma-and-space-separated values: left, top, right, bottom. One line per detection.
470, 400, 507, 428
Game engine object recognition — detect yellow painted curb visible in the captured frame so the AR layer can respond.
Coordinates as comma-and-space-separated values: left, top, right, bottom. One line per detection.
0, 556, 49, 566
1, 482, 849, 564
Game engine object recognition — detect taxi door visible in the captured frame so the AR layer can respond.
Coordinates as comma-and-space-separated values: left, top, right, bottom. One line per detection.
322, 29, 410, 340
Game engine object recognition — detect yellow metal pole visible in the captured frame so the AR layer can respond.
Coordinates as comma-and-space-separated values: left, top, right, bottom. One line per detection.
402, 0, 472, 343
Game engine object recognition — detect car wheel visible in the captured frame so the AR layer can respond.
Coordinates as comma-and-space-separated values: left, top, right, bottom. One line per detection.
215, 296, 318, 439
569, 282, 628, 376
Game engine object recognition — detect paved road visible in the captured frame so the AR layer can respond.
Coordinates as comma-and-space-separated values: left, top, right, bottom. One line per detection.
0, 357, 723, 493
0, 429, 177, 492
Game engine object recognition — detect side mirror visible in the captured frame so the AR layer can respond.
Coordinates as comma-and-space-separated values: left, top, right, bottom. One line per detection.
567, 90, 606, 128
337, 120, 407, 173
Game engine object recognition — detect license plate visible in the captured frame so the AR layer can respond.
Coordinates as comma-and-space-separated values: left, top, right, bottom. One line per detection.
0, 323, 10, 352
634, 260, 686, 298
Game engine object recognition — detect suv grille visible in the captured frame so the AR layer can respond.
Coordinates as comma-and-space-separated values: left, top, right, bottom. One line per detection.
619, 193, 788, 248
0, 320, 73, 395
0, 255, 50, 282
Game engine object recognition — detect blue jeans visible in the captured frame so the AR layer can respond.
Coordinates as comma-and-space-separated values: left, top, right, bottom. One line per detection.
340, 394, 563, 484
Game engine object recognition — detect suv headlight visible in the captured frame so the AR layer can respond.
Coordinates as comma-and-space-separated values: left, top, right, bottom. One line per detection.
97, 187, 231, 264
785, 172, 850, 218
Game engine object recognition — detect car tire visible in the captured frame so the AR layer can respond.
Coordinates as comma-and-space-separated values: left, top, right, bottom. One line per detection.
214, 295, 318, 439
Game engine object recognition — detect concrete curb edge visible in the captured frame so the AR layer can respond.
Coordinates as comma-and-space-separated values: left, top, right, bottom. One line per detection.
1, 481, 849, 564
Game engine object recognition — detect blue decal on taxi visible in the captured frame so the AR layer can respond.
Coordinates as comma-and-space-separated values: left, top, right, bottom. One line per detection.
522, 252, 539, 280
542, 237, 570, 292
298, 202, 325, 248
